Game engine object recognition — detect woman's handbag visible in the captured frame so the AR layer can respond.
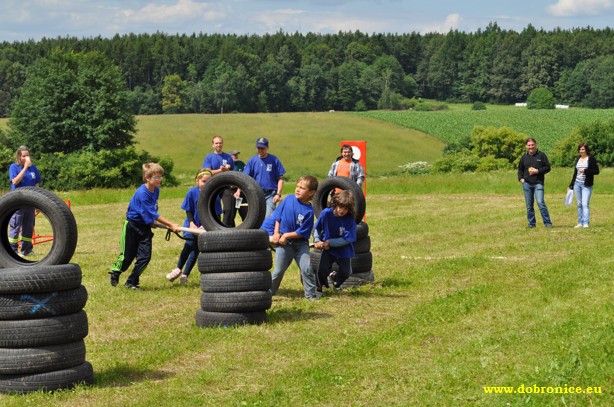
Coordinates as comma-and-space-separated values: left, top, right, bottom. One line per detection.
564, 188, 574, 207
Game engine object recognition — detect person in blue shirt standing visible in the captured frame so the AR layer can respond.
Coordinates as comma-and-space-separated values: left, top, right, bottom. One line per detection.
109, 163, 179, 290
243, 137, 286, 218
268, 175, 319, 300
8, 145, 41, 256
203, 135, 236, 227
314, 190, 357, 291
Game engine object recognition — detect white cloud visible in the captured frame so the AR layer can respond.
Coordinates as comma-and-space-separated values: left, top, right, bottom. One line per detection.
547, 0, 614, 16
420, 13, 462, 33
122, 0, 226, 23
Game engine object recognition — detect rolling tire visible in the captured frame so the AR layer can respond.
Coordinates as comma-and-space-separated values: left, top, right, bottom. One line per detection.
200, 291, 272, 313
356, 222, 369, 240
0, 310, 88, 348
198, 250, 272, 273
0, 340, 86, 375
0, 361, 93, 394
200, 271, 272, 293
339, 270, 375, 289
313, 177, 365, 223
195, 308, 267, 328
0, 187, 77, 267
197, 172, 265, 231
198, 229, 270, 253
353, 236, 371, 254
0, 264, 82, 294
310, 250, 373, 274
0, 285, 88, 320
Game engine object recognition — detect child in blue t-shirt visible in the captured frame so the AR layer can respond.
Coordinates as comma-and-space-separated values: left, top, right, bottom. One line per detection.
166, 169, 214, 284
109, 163, 179, 290
314, 190, 357, 290
266, 175, 319, 299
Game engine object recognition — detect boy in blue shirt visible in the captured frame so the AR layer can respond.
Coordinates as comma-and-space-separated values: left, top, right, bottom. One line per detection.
110, 163, 179, 290
266, 175, 319, 300
313, 190, 357, 290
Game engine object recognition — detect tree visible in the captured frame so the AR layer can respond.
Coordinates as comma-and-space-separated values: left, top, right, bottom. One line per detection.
0, 59, 25, 118
161, 73, 188, 113
527, 87, 555, 109
9, 48, 136, 154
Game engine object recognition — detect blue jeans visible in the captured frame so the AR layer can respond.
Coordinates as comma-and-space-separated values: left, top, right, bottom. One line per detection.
264, 190, 277, 218
271, 239, 318, 298
573, 182, 592, 226
522, 182, 552, 226
177, 235, 199, 276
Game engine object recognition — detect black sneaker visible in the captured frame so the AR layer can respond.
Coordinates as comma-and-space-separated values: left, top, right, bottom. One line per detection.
109, 271, 120, 287
124, 283, 140, 290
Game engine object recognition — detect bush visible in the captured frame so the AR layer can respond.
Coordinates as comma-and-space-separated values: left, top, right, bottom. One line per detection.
471, 101, 486, 110
34, 148, 179, 190
432, 149, 478, 173
476, 155, 511, 172
470, 126, 527, 165
399, 161, 431, 175
551, 119, 614, 166
527, 87, 555, 109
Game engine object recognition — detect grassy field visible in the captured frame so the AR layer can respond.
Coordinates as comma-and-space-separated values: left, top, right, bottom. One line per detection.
0, 110, 612, 405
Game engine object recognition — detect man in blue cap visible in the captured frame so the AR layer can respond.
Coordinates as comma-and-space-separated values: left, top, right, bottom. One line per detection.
243, 137, 286, 218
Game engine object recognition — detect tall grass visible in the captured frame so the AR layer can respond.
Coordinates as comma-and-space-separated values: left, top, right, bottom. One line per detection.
0, 168, 611, 406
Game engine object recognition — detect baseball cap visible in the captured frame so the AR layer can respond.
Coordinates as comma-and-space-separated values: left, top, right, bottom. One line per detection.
255, 137, 269, 148
228, 149, 239, 155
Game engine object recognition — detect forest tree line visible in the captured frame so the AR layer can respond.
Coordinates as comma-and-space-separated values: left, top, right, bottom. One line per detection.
0, 22, 613, 117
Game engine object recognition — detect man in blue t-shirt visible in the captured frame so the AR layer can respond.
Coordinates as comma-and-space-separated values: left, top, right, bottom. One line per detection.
243, 137, 286, 218
203, 135, 236, 227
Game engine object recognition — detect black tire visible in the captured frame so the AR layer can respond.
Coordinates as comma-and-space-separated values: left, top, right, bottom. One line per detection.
200, 291, 272, 313
0, 361, 93, 394
0, 264, 82, 294
200, 271, 272, 293
339, 270, 375, 289
356, 221, 369, 240
195, 308, 267, 328
0, 285, 88, 320
313, 177, 366, 223
0, 187, 77, 267
309, 250, 373, 274
0, 340, 86, 375
353, 236, 371, 254
198, 229, 270, 253
0, 310, 88, 348
197, 172, 265, 231
198, 250, 272, 273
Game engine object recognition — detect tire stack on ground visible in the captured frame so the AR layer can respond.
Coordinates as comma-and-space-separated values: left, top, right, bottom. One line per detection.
195, 230, 273, 328
0, 264, 93, 394
311, 176, 375, 289
0, 188, 92, 393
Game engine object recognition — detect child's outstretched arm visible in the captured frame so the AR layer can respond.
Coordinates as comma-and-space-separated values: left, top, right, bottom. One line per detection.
155, 215, 179, 233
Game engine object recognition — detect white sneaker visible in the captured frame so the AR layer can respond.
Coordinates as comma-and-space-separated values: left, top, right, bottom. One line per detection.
583, 224, 589, 228
166, 268, 182, 282
574, 224, 582, 229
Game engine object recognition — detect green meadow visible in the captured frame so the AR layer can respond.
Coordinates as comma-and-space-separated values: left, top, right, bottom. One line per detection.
0, 109, 612, 406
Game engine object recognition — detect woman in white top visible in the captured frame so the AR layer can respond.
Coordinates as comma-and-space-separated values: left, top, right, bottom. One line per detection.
568, 142, 600, 228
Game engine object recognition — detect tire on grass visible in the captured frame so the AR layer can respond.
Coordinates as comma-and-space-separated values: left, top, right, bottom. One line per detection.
0, 340, 86, 375
200, 271, 272, 293
309, 250, 373, 274
197, 172, 265, 231
0, 310, 88, 348
0, 187, 77, 267
198, 229, 270, 253
0, 285, 88, 320
0, 361, 93, 394
353, 236, 371, 254
0, 264, 82, 294
355, 222, 369, 240
198, 250, 272, 273
339, 270, 375, 289
195, 308, 267, 328
313, 177, 365, 223
200, 291, 272, 313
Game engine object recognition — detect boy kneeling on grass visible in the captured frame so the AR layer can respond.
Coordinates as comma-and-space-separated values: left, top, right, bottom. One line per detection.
109, 163, 179, 290
262, 175, 320, 300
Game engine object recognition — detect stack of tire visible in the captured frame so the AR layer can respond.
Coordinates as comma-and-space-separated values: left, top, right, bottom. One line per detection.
195, 230, 273, 327
310, 177, 375, 289
0, 188, 93, 394
194, 172, 272, 328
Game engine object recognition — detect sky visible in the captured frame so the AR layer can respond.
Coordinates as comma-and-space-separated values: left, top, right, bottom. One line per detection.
1, 0, 613, 42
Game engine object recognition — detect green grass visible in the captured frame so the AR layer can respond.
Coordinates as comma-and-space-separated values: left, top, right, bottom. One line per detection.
0, 168, 612, 406
358, 107, 614, 154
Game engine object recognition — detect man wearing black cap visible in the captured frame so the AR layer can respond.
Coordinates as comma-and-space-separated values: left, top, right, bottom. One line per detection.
243, 137, 286, 218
